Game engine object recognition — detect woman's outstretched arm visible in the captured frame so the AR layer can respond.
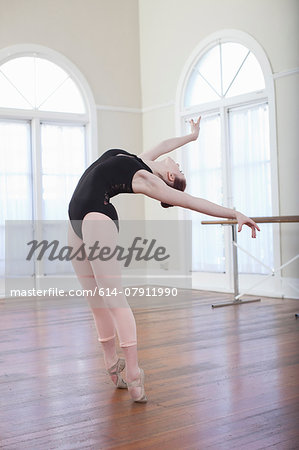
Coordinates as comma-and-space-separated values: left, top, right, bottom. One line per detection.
135, 172, 260, 238
139, 117, 201, 161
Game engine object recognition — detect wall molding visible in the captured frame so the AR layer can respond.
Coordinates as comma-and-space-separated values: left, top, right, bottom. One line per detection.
96, 100, 174, 114
273, 67, 299, 79
95, 67, 299, 114
96, 104, 141, 113
142, 100, 174, 113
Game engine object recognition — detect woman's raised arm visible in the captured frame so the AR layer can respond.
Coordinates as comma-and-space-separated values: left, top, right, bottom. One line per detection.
139, 117, 201, 161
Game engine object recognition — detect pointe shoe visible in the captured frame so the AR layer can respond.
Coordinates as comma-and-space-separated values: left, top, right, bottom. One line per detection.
107, 358, 127, 389
127, 368, 147, 403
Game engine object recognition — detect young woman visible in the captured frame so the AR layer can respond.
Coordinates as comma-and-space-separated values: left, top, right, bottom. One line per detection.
68, 117, 260, 403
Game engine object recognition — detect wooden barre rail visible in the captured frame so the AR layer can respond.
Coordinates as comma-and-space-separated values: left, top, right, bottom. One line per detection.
200, 214, 299, 308
201, 215, 299, 225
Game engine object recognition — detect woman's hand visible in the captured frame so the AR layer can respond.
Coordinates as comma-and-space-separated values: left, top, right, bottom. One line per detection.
190, 116, 201, 141
235, 211, 260, 238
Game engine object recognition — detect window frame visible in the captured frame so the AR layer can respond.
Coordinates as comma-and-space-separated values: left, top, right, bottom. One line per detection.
0, 45, 98, 295
0, 44, 98, 172
175, 30, 281, 295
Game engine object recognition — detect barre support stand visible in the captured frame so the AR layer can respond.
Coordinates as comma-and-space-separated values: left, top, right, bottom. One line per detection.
211, 223, 261, 308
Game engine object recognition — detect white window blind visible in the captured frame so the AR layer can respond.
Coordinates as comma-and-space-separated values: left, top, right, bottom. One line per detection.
41, 123, 86, 275
229, 103, 273, 273
0, 120, 34, 276
185, 114, 225, 272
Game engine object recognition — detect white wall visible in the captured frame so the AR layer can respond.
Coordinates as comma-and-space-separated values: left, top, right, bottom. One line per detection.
139, 0, 299, 105
0, 0, 142, 107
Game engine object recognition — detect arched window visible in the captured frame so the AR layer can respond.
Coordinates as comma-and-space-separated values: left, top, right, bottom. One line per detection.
177, 31, 278, 291
184, 42, 265, 106
0, 46, 97, 290
0, 56, 86, 112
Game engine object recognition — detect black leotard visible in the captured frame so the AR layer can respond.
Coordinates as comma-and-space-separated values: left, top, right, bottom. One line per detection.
68, 149, 153, 239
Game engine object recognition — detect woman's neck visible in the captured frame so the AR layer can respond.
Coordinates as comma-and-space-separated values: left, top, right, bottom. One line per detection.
142, 158, 168, 181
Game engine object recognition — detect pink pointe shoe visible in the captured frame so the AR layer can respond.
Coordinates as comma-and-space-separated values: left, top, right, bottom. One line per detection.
107, 358, 127, 389
127, 368, 147, 403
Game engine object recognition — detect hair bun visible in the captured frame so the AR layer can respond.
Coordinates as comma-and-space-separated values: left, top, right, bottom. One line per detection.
161, 202, 173, 208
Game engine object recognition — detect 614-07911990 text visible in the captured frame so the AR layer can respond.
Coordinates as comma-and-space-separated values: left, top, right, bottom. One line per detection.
94, 287, 178, 296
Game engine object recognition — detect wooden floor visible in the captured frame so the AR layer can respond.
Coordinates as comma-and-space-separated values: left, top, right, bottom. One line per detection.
0, 289, 299, 449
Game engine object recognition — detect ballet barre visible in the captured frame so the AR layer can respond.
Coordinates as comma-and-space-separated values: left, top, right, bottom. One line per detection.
201, 215, 299, 308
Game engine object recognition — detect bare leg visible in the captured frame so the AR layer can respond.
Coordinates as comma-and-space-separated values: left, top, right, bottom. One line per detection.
81, 213, 144, 400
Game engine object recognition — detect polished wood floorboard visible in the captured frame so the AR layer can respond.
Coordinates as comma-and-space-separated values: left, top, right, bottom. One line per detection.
0, 289, 299, 449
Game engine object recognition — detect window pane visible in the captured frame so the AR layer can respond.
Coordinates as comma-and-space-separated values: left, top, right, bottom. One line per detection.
184, 115, 225, 272
0, 71, 32, 109
41, 123, 86, 276
0, 121, 33, 277
0, 121, 33, 219
229, 103, 273, 274
184, 69, 220, 107
41, 123, 86, 220
35, 58, 70, 108
183, 41, 265, 108
0, 57, 35, 107
39, 77, 85, 113
196, 45, 221, 96
0, 56, 86, 113
221, 43, 249, 96
226, 52, 265, 98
